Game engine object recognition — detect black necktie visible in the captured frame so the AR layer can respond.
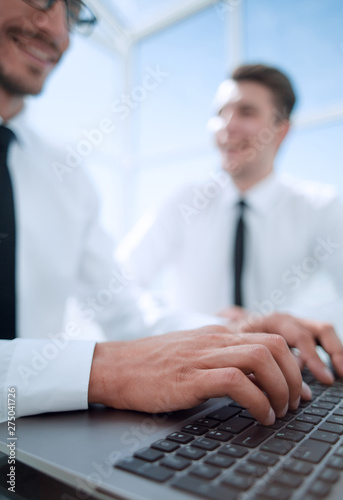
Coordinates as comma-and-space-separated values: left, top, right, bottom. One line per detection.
233, 199, 246, 307
0, 126, 16, 339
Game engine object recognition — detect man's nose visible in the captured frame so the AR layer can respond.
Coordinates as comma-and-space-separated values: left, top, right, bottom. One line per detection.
224, 112, 239, 132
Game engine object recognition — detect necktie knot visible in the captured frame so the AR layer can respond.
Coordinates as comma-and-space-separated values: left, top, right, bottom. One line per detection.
237, 199, 246, 211
0, 126, 15, 157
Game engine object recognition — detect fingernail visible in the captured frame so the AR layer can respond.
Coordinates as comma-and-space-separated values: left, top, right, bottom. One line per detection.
265, 407, 275, 426
290, 396, 300, 411
279, 403, 288, 418
323, 367, 335, 383
302, 381, 312, 400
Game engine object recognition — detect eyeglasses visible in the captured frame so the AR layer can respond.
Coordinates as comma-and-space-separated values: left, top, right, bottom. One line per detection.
22, 0, 97, 35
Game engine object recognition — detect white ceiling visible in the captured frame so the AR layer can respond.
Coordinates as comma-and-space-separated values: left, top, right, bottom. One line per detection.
86, 0, 219, 53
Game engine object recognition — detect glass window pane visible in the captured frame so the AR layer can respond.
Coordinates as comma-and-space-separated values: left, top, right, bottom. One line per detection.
111, 0, 211, 29
135, 6, 227, 156
277, 120, 343, 195
244, 0, 343, 113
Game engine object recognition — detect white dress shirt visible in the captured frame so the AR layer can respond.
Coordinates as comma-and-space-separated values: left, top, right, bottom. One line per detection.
118, 170, 343, 329
0, 109, 153, 422
0, 110, 223, 422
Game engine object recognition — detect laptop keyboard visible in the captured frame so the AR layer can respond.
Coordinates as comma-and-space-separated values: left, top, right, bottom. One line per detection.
115, 369, 343, 499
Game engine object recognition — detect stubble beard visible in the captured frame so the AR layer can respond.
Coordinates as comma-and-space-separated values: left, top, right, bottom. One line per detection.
0, 62, 43, 97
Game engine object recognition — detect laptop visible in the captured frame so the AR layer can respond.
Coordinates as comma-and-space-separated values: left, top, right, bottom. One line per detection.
1, 368, 343, 500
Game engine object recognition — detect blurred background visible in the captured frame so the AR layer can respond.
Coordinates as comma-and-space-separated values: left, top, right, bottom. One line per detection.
26, 0, 343, 242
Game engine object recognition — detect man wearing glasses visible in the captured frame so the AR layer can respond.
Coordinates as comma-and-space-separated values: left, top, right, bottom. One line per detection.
1, 0, 343, 426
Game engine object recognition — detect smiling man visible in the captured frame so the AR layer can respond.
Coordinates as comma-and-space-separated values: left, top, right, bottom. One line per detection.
119, 64, 343, 326
0, 1, 69, 116
1, 5, 343, 426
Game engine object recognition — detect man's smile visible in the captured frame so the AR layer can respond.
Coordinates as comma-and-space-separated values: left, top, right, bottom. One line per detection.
8, 31, 60, 70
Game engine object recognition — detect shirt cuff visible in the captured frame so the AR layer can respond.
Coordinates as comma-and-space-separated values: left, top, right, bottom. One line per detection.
3, 339, 96, 419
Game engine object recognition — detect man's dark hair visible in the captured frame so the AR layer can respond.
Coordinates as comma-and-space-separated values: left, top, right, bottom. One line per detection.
231, 64, 296, 120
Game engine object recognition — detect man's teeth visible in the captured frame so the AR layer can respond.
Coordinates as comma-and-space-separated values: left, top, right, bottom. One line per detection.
25, 45, 51, 61
14, 38, 52, 62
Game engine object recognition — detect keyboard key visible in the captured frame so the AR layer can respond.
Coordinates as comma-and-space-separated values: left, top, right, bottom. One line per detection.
176, 446, 206, 460
116, 457, 145, 473
327, 415, 343, 425
304, 407, 328, 417
160, 455, 190, 471
151, 439, 179, 453
228, 401, 244, 408
194, 418, 220, 428
167, 432, 194, 444
260, 483, 292, 500
272, 471, 303, 487
288, 407, 302, 415
286, 421, 313, 433
219, 416, 254, 434
205, 430, 233, 442
257, 419, 285, 430
318, 467, 340, 483
296, 414, 321, 425
219, 444, 248, 458
134, 448, 164, 462
307, 480, 332, 496
182, 424, 208, 436
280, 412, 294, 422
204, 453, 235, 468
312, 400, 335, 410
275, 429, 305, 442
248, 451, 279, 466
206, 405, 240, 422
172, 475, 238, 500
282, 458, 313, 475
189, 463, 221, 480
310, 430, 339, 444
261, 438, 294, 455
321, 395, 340, 404
310, 383, 326, 394
327, 455, 343, 470
292, 439, 331, 463
335, 445, 343, 457
298, 400, 311, 408
115, 457, 174, 482
240, 409, 254, 419
235, 462, 268, 477
191, 437, 220, 451
326, 389, 343, 398
221, 472, 255, 490
319, 422, 343, 435
333, 408, 343, 416
232, 426, 273, 448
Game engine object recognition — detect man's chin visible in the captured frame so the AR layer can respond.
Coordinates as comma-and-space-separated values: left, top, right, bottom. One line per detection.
0, 68, 45, 97
223, 161, 245, 177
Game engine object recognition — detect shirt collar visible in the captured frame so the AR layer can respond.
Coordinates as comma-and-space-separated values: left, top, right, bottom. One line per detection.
245, 172, 283, 213
0, 105, 31, 147
224, 171, 283, 214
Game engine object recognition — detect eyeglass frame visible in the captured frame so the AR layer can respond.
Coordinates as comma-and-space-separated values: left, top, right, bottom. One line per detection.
22, 0, 98, 35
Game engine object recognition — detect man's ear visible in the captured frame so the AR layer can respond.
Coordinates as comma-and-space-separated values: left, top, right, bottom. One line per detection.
275, 119, 291, 150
